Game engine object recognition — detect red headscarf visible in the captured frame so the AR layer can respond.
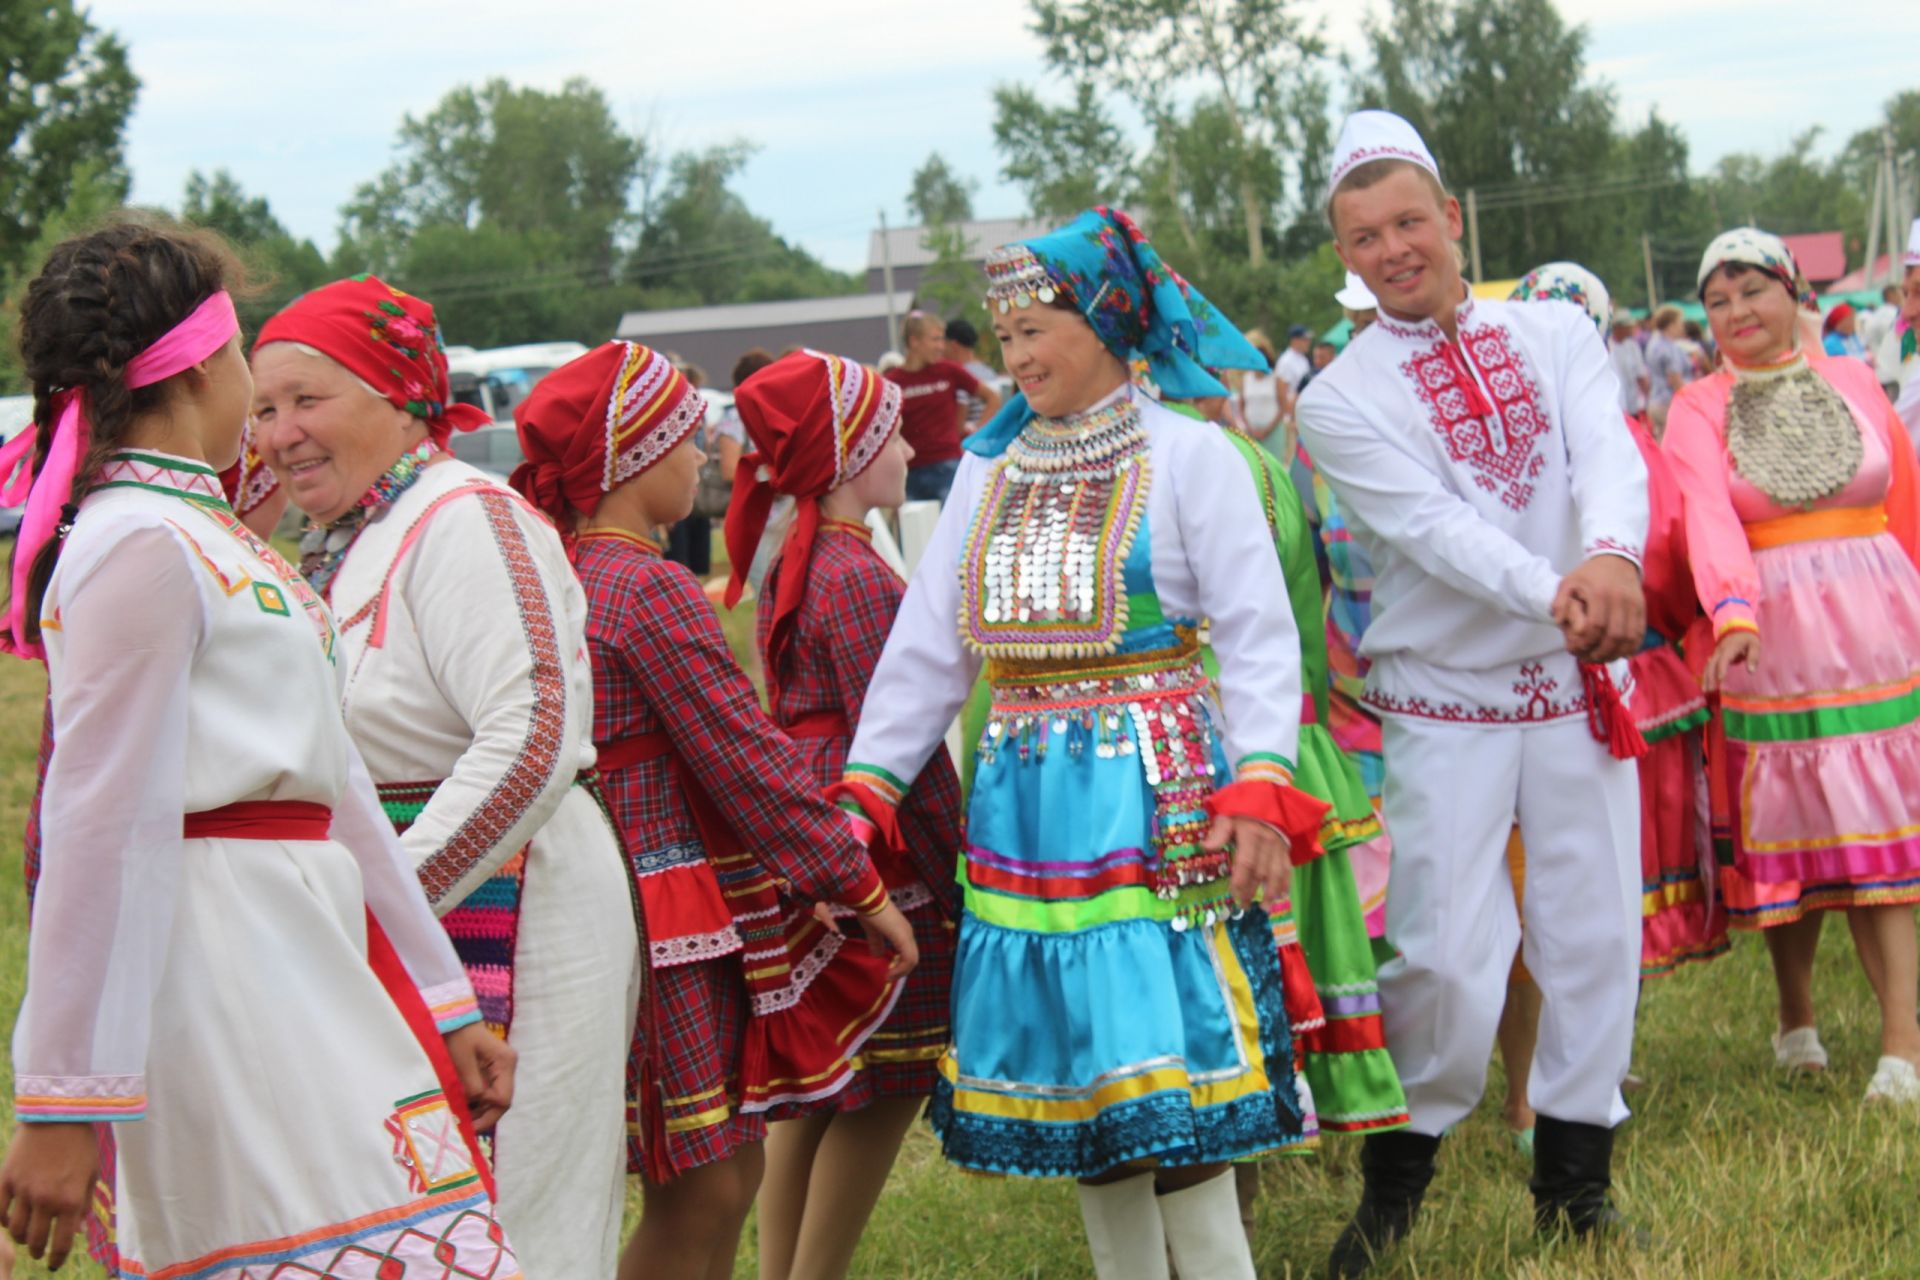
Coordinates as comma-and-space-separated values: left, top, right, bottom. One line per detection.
253, 275, 489, 446
1823, 301, 1854, 334
216, 422, 279, 517
508, 340, 704, 530
722, 350, 903, 695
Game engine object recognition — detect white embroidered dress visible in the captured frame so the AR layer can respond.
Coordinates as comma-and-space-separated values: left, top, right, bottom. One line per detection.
17, 450, 517, 1277
325, 457, 640, 1277
1296, 294, 1649, 722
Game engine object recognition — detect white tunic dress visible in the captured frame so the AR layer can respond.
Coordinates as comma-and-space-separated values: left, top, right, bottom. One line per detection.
326, 458, 641, 1278
17, 450, 517, 1277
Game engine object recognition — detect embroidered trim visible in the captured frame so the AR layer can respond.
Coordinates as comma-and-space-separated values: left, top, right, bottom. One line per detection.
14, 1074, 146, 1122
1363, 660, 1588, 724
1400, 322, 1549, 512
1584, 536, 1644, 566
650, 927, 744, 968
415, 492, 568, 908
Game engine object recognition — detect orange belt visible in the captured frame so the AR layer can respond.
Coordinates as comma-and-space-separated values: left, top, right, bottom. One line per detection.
182, 800, 332, 841
1744, 504, 1886, 550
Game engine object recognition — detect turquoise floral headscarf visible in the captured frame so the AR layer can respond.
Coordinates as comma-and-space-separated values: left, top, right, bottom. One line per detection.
1508, 262, 1612, 334
968, 207, 1266, 456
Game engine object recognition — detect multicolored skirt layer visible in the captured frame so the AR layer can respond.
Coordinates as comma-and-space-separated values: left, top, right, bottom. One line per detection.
932, 650, 1307, 1177
1266, 721, 1407, 1133
1715, 531, 1920, 928
1629, 644, 1728, 974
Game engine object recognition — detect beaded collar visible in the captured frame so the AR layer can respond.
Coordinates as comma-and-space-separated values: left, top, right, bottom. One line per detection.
959, 394, 1150, 658
1725, 350, 1861, 509
298, 441, 443, 600
577, 528, 662, 556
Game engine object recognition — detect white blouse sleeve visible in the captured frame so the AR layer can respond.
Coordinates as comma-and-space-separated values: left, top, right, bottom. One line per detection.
1557, 318, 1650, 566
1168, 424, 1304, 777
1298, 380, 1562, 623
12, 524, 202, 1122
843, 453, 987, 793
329, 744, 482, 1032
392, 491, 589, 914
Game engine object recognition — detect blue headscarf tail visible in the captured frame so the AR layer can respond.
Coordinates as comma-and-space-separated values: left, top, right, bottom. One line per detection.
970, 207, 1265, 457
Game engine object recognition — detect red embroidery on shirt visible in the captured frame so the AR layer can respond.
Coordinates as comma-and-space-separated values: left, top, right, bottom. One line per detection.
1362, 661, 1587, 724
1401, 324, 1549, 512
1584, 536, 1644, 566
416, 492, 568, 907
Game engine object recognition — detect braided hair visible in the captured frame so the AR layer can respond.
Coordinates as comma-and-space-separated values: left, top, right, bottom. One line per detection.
7, 214, 246, 646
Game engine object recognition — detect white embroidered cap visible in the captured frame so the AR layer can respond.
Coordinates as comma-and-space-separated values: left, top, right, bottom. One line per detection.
1327, 110, 1442, 202
1335, 271, 1378, 311
1906, 217, 1920, 268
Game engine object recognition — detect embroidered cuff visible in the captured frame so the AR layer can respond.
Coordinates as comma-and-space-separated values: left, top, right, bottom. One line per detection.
1584, 537, 1644, 570
1711, 596, 1758, 639
15, 1073, 148, 1122
1206, 777, 1332, 867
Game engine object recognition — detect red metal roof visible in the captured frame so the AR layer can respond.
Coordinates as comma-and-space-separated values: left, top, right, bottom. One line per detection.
1781, 231, 1847, 283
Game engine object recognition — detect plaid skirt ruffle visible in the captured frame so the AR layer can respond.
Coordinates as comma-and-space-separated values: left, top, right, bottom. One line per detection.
626, 955, 763, 1176
822, 899, 954, 1111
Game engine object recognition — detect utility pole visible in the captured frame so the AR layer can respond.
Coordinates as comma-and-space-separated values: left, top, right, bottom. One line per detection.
1885, 129, 1903, 289
879, 206, 899, 354
1865, 144, 1886, 289
1465, 189, 1483, 285
1642, 232, 1658, 313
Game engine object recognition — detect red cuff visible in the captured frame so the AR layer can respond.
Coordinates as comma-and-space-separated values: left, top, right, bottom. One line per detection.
826, 780, 905, 859
1206, 779, 1331, 866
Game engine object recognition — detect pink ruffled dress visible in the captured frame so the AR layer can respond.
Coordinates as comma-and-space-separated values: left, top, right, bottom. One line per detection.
1664, 352, 1920, 927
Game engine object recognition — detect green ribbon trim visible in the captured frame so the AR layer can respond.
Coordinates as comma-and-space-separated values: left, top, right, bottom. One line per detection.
1723, 683, 1920, 743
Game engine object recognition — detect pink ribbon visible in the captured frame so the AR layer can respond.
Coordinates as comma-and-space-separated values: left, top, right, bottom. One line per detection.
1, 290, 240, 660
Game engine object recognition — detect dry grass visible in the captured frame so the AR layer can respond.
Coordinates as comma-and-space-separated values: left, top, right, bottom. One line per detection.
0, 592, 1916, 1278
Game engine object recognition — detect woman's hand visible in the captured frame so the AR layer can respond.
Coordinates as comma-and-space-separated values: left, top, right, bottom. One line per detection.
1702, 630, 1761, 693
444, 1022, 517, 1133
855, 900, 920, 981
1206, 815, 1292, 910
1552, 555, 1646, 663
0, 1122, 98, 1270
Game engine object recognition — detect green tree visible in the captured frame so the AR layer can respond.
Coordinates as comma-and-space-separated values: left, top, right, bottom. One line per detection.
180, 170, 330, 327
1703, 128, 1868, 260
1355, 0, 1625, 281
337, 77, 644, 283
907, 153, 977, 226
0, 0, 139, 281
1030, 0, 1328, 267
991, 81, 1135, 220
0, 159, 123, 392
627, 143, 858, 307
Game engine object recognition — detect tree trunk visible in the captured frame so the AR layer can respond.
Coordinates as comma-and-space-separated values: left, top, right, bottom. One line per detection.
1239, 173, 1266, 267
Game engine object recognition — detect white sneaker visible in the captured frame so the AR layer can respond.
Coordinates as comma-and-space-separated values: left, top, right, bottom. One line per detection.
1864, 1056, 1920, 1105
1772, 1025, 1828, 1071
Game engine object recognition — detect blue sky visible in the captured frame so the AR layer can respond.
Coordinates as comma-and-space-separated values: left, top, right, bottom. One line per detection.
98, 0, 1912, 274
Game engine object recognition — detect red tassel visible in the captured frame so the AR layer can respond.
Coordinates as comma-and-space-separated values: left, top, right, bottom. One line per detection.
635, 994, 675, 1185
1580, 663, 1649, 760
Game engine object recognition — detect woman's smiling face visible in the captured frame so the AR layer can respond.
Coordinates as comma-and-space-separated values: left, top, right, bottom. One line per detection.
990, 302, 1128, 418
1701, 264, 1798, 367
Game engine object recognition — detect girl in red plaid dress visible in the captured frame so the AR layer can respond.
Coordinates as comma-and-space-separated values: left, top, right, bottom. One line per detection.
510, 341, 918, 1280
722, 350, 964, 1280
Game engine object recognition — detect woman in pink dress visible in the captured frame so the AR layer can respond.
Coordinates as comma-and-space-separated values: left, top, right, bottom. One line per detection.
1664, 228, 1920, 1104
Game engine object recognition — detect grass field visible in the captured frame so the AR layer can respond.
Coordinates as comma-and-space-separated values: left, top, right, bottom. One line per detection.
0, 602, 1917, 1277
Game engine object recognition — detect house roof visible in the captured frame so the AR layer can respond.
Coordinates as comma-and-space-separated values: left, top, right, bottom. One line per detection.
865, 218, 1055, 271
1781, 231, 1847, 283
616, 289, 916, 339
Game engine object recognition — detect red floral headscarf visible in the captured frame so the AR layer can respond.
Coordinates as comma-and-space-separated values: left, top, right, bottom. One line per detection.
253, 275, 489, 445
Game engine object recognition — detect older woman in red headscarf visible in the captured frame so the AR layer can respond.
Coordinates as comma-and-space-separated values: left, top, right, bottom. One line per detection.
249, 277, 643, 1276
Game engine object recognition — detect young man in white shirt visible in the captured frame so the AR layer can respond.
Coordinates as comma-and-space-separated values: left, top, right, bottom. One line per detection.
1296, 110, 1649, 1276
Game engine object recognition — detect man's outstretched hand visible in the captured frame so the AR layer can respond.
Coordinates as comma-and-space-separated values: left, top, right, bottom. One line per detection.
1552, 555, 1645, 663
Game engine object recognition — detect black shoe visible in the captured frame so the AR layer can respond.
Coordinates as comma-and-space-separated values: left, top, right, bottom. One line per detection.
1326, 1130, 1441, 1279
1530, 1115, 1647, 1245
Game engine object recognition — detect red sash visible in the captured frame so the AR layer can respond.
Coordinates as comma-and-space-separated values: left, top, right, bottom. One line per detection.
182, 800, 332, 840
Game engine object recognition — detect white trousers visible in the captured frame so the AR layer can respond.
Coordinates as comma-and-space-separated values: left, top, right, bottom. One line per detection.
1377, 714, 1640, 1135
492, 789, 643, 1278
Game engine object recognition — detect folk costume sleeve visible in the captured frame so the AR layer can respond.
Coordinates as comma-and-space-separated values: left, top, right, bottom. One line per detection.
629, 562, 886, 911
1297, 383, 1563, 623
1168, 423, 1322, 845
1556, 319, 1650, 567
840, 455, 987, 824
1662, 377, 1762, 640
387, 492, 588, 913
14, 526, 200, 1121
331, 746, 483, 1032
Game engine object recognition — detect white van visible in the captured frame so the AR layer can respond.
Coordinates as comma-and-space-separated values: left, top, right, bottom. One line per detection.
445, 342, 588, 425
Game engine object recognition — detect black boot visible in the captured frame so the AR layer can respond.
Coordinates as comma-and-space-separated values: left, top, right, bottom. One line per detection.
1530, 1115, 1644, 1243
1326, 1130, 1441, 1278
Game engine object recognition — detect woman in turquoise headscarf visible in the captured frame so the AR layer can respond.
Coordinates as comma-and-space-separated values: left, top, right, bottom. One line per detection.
833, 208, 1328, 1279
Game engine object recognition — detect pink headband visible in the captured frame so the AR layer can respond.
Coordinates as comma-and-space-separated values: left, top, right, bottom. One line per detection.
0, 289, 240, 660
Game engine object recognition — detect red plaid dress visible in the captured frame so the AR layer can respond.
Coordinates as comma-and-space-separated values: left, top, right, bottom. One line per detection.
759, 521, 963, 1101
576, 532, 888, 1175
